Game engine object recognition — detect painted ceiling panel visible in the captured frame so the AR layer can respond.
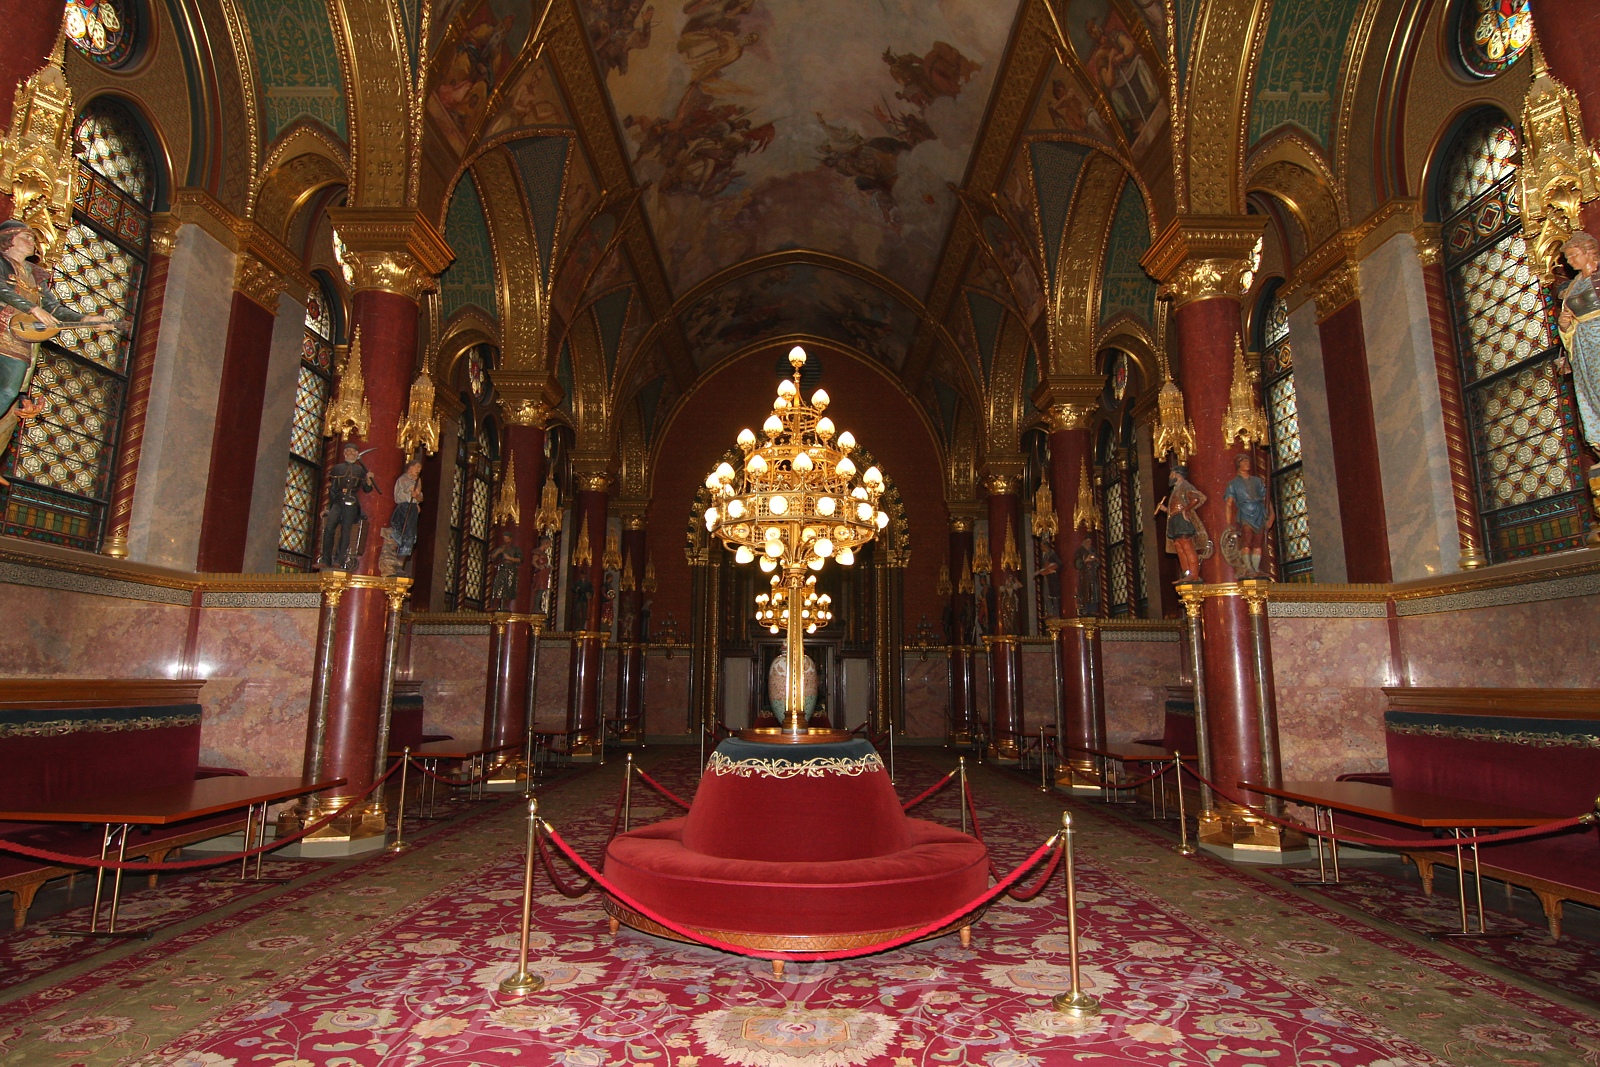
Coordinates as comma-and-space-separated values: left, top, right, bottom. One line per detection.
1250, 0, 1365, 149
237, 0, 347, 141
1028, 141, 1092, 283
592, 286, 634, 381
680, 264, 918, 374
506, 136, 571, 281
574, 0, 1023, 297
1099, 174, 1156, 325
441, 171, 497, 319
427, 0, 536, 154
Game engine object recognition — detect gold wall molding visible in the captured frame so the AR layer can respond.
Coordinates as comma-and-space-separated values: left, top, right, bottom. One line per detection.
1047, 152, 1126, 375
474, 148, 546, 371
1182, 0, 1268, 214
333, 0, 412, 208
1312, 261, 1361, 322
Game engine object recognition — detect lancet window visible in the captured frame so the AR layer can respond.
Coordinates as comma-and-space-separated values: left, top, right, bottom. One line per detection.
1439, 111, 1588, 559
276, 276, 339, 572
445, 392, 497, 612
0, 98, 153, 550
1259, 290, 1313, 581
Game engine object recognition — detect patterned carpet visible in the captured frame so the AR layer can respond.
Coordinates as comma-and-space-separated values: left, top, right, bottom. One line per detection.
0, 747, 1597, 1066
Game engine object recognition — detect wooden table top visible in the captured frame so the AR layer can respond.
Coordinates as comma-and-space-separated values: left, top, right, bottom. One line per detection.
1073, 742, 1195, 762
390, 739, 519, 760
1240, 780, 1559, 828
0, 776, 345, 825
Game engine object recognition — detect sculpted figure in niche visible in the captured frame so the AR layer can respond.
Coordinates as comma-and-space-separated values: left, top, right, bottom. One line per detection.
1157, 465, 1210, 582
488, 531, 522, 610
1558, 230, 1600, 454
1222, 452, 1274, 579
1074, 536, 1102, 616
0, 221, 122, 486
320, 445, 376, 570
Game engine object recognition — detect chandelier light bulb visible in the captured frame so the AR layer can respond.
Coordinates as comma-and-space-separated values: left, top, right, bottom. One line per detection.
819, 593, 832, 605
808, 557, 825, 570
705, 507, 719, 529
727, 499, 745, 518
716, 462, 734, 482
777, 379, 797, 397
771, 625, 781, 634
837, 456, 856, 478
764, 526, 781, 541
789, 345, 807, 367
738, 428, 756, 449
805, 574, 817, 585
811, 389, 830, 410
837, 430, 856, 450
807, 624, 817, 633
816, 416, 835, 439
856, 502, 873, 522
774, 396, 790, 411
765, 540, 784, 557
863, 466, 883, 487
792, 451, 814, 472
760, 556, 777, 572
736, 545, 755, 564
876, 510, 889, 529
764, 414, 783, 436
769, 494, 789, 515
814, 537, 834, 557
852, 486, 868, 500
838, 547, 854, 566
705, 472, 720, 490
817, 496, 836, 516
747, 453, 768, 475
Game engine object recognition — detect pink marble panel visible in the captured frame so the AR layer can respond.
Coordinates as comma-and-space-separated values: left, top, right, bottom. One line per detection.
644, 650, 690, 736
902, 654, 947, 739
1269, 617, 1392, 687
408, 633, 489, 743
1102, 638, 1181, 744
1400, 594, 1600, 687
1019, 647, 1054, 733
193, 607, 319, 777
534, 642, 571, 729
1275, 686, 1389, 781
0, 583, 189, 676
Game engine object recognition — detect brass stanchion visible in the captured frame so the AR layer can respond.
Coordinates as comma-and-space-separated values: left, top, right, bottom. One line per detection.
1051, 811, 1100, 1018
623, 753, 634, 833
1174, 752, 1195, 856
389, 747, 411, 853
1039, 725, 1049, 793
958, 756, 969, 835
499, 797, 545, 996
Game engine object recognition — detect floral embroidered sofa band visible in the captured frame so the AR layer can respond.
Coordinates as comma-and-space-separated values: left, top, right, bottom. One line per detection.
0, 702, 201, 739
1384, 710, 1600, 748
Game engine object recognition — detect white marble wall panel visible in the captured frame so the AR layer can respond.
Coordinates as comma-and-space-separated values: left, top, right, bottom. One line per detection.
126, 225, 236, 569
1359, 232, 1462, 579
1286, 300, 1348, 582
241, 292, 310, 574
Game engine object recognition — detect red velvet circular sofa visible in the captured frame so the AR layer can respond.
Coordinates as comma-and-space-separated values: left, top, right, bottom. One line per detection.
603, 738, 989, 954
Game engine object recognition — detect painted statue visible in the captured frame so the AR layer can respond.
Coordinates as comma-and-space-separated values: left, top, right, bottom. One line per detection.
1157, 465, 1210, 582
1035, 534, 1062, 619
320, 445, 377, 570
1222, 452, 1274, 579
569, 569, 594, 630
1074, 537, 1102, 616
387, 459, 424, 559
488, 531, 522, 610
528, 532, 555, 615
1558, 230, 1600, 453
0, 221, 122, 485
997, 571, 1022, 635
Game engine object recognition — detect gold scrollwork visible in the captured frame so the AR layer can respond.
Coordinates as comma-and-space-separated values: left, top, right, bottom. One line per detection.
1517, 44, 1600, 285
1312, 261, 1361, 322
148, 214, 182, 259
0, 40, 74, 267
233, 253, 287, 311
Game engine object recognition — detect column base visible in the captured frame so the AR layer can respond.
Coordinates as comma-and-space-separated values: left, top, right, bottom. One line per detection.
276, 799, 389, 844
485, 756, 524, 788
949, 730, 973, 746
1053, 762, 1103, 792
274, 831, 393, 858
987, 738, 1020, 764
1198, 803, 1308, 856
568, 735, 600, 762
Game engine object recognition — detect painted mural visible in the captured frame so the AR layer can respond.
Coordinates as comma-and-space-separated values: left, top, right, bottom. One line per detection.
1063, 0, 1168, 156
1098, 174, 1156, 326
427, 0, 534, 154
1031, 68, 1116, 149
679, 264, 918, 372
481, 58, 571, 141
1248, 0, 1366, 149
574, 0, 1021, 296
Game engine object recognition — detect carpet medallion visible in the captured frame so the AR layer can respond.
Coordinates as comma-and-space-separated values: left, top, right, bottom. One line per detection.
0, 750, 1595, 1066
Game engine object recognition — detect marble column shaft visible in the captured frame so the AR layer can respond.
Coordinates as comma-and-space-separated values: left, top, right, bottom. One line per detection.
195, 289, 278, 571
617, 521, 647, 737
1048, 426, 1105, 778
568, 484, 610, 755
946, 524, 975, 744
985, 486, 1022, 761
481, 423, 547, 751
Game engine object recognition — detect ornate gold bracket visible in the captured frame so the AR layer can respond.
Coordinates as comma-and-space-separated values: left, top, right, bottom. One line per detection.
0, 38, 74, 268
1517, 43, 1600, 284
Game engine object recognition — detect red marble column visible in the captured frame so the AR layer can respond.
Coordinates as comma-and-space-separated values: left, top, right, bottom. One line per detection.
1047, 410, 1105, 784
985, 476, 1023, 762
947, 520, 975, 744
0, 5, 64, 221
1532, 0, 1600, 235
567, 475, 610, 758
196, 270, 283, 572
102, 215, 178, 558
481, 421, 547, 756
1415, 227, 1489, 568
616, 516, 647, 740
1316, 283, 1393, 583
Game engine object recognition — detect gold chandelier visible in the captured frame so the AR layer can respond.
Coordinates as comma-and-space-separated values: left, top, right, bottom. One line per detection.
704, 346, 887, 739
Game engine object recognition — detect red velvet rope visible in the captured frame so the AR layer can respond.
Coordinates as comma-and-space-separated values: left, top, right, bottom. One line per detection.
631, 767, 692, 811
1097, 765, 1172, 790
1177, 764, 1596, 850
900, 769, 957, 811
1001, 843, 1063, 901
0, 761, 405, 872
536, 833, 594, 898
544, 824, 1060, 962
406, 756, 507, 787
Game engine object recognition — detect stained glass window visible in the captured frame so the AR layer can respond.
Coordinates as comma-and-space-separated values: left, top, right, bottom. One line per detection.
276, 278, 338, 571
1458, 0, 1532, 79
0, 98, 151, 550
446, 437, 493, 610
1260, 291, 1313, 580
1441, 113, 1588, 559
66, 0, 136, 68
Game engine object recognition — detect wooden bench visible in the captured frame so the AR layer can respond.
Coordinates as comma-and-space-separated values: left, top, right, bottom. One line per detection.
0, 679, 247, 930
1342, 689, 1600, 938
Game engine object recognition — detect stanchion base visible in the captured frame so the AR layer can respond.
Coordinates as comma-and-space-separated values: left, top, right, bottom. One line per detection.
498, 972, 545, 995
1426, 929, 1520, 941
1050, 991, 1100, 1017
1177, 845, 1197, 856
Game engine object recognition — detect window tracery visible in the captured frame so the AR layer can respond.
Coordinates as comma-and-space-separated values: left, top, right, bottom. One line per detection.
276, 278, 338, 572
1260, 291, 1312, 581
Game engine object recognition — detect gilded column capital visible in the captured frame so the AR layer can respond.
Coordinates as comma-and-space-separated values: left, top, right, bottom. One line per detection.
1312, 261, 1361, 322
234, 252, 287, 311
1412, 224, 1443, 268
328, 208, 454, 300
1046, 402, 1096, 432
1141, 215, 1266, 310
949, 514, 975, 533
983, 471, 1020, 497
148, 214, 181, 257
1177, 584, 1205, 619
576, 471, 613, 494
497, 372, 564, 427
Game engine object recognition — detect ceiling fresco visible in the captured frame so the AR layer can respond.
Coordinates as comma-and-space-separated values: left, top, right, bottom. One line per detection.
573, 0, 1023, 298
427, 0, 536, 154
